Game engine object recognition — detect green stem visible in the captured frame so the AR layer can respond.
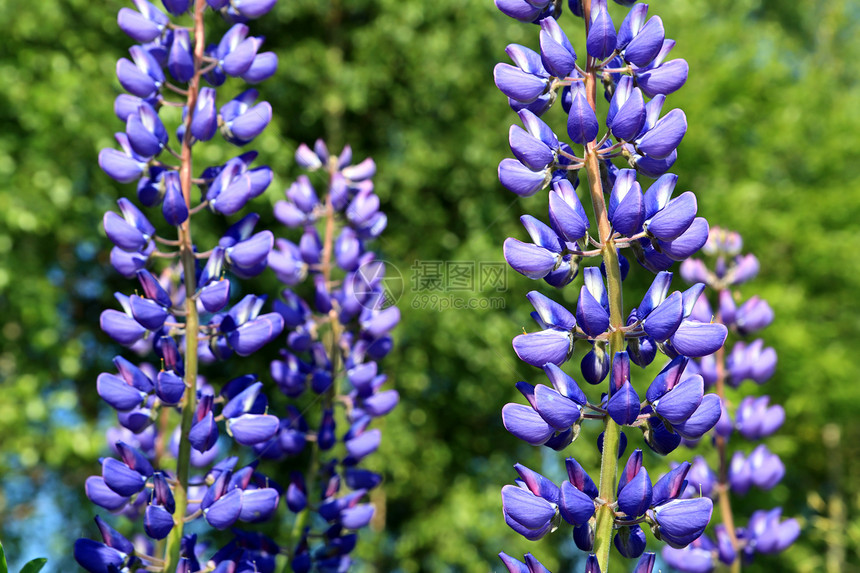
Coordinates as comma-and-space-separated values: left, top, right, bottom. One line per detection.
163, 1, 206, 568
585, 146, 625, 571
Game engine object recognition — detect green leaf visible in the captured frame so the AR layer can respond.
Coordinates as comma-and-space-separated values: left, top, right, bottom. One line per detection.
0, 542, 7, 573
19, 559, 47, 573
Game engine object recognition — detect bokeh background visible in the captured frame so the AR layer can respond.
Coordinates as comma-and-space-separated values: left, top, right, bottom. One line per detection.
1, 0, 859, 570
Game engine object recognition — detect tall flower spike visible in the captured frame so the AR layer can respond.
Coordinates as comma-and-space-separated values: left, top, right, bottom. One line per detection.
493, 2, 722, 571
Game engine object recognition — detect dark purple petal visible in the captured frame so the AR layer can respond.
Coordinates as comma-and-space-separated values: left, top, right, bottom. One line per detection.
652, 461, 690, 506
586, 5, 617, 59
74, 539, 126, 573
534, 384, 581, 430
509, 125, 554, 171
155, 370, 186, 405
565, 456, 599, 498
624, 16, 665, 66
643, 290, 683, 341
102, 457, 146, 496
548, 188, 589, 242
576, 285, 610, 337
494, 0, 544, 22
543, 363, 588, 404
637, 58, 689, 98
614, 525, 647, 559
617, 467, 652, 518
494, 63, 549, 103
97, 373, 146, 411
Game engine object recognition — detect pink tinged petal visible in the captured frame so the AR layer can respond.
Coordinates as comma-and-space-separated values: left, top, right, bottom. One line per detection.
341, 504, 375, 529
228, 414, 279, 446
86, 476, 130, 511
100, 309, 146, 346
514, 464, 560, 502
117, 57, 157, 98
499, 158, 551, 197
494, 0, 543, 22
364, 389, 399, 417
567, 88, 599, 144
144, 504, 173, 540
637, 109, 687, 159
509, 125, 554, 171
512, 328, 573, 367
241, 51, 278, 83
565, 457, 599, 498
607, 381, 640, 426
548, 189, 589, 242
654, 374, 704, 424
527, 291, 576, 330
494, 63, 548, 103
228, 312, 284, 356
102, 458, 146, 496
586, 5, 617, 59
502, 403, 555, 445
610, 87, 646, 142
654, 497, 713, 548
643, 291, 683, 341
576, 285, 610, 337
239, 488, 279, 522
652, 461, 691, 505
646, 355, 688, 403
624, 16, 665, 66
205, 488, 243, 529
498, 552, 530, 573
618, 467, 652, 518
637, 58, 689, 98
502, 484, 557, 530
559, 480, 595, 525
534, 384, 581, 430
674, 394, 722, 439
671, 320, 727, 357
189, 411, 219, 452
97, 373, 146, 411
504, 238, 559, 279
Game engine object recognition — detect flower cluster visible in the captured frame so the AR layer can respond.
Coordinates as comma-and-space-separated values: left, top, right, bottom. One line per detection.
76, 1, 295, 571
658, 228, 798, 571
492, 1, 737, 571
266, 140, 399, 571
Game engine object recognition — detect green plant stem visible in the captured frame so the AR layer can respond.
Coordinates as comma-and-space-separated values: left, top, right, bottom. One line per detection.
163, 1, 206, 568
585, 145, 625, 571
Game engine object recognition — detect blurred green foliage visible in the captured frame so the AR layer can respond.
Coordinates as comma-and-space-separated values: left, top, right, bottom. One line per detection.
1, 0, 859, 571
